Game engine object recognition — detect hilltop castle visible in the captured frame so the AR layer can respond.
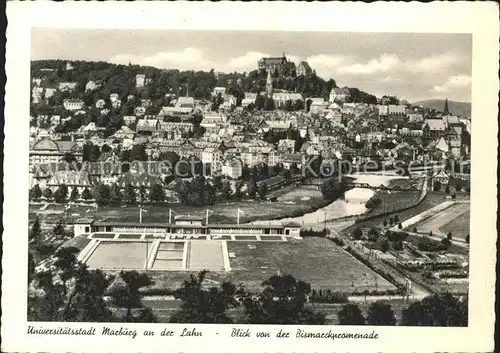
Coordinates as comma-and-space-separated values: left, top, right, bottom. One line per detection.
258, 53, 296, 77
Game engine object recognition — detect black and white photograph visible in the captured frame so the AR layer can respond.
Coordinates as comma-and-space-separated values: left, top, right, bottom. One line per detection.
26, 27, 474, 326
2, 2, 498, 353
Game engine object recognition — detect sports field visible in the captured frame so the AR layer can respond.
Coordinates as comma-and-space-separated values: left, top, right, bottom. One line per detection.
416, 203, 470, 238
85, 241, 150, 270
226, 238, 396, 292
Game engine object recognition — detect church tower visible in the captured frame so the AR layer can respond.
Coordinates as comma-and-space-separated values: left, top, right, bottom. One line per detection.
266, 70, 274, 98
443, 98, 450, 115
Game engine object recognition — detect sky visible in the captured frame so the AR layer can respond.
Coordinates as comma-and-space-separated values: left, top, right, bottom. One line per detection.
31, 29, 472, 103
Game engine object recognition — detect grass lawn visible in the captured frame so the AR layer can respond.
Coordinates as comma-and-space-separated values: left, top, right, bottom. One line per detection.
342, 191, 462, 235
414, 203, 469, 236
70, 187, 329, 225
439, 210, 470, 240
226, 238, 395, 292
143, 238, 397, 294
61, 235, 92, 253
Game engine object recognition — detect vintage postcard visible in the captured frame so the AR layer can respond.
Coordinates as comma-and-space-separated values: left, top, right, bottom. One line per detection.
2, 2, 498, 352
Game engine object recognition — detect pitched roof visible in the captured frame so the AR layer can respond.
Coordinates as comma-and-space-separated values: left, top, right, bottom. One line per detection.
425, 119, 446, 131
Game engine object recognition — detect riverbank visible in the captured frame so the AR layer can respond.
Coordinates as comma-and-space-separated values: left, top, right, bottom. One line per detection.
30, 185, 332, 226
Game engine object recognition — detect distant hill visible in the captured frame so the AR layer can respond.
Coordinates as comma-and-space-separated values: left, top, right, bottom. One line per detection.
412, 99, 471, 118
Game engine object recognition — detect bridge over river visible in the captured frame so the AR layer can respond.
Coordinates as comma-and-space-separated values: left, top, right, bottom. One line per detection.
345, 182, 421, 192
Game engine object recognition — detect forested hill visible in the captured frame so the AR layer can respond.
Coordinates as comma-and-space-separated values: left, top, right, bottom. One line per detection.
413, 99, 471, 118
31, 59, 378, 104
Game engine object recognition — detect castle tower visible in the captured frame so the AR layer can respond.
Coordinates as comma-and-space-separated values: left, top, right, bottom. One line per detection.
443, 98, 450, 115
266, 70, 273, 97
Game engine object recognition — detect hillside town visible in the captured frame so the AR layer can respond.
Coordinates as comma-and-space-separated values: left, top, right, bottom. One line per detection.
28, 54, 472, 326
29, 55, 471, 200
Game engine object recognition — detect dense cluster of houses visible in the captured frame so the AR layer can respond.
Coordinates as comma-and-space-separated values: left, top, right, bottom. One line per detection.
29, 65, 471, 200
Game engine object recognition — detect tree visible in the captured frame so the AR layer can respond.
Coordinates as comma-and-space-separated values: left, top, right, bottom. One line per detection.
62, 267, 114, 322
393, 240, 404, 251
367, 302, 396, 325
381, 240, 390, 253
394, 215, 400, 223
30, 184, 42, 200
242, 274, 325, 324
69, 187, 79, 201
383, 220, 388, 227
53, 220, 65, 236
130, 144, 148, 162
28, 252, 36, 284
338, 303, 366, 325
43, 188, 53, 200
246, 178, 258, 198
81, 187, 92, 200
30, 217, 42, 242
352, 227, 363, 240
138, 185, 147, 204
221, 181, 232, 200
389, 217, 394, 226
398, 222, 403, 230
54, 184, 69, 203
149, 183, 165, 204
368, 227, 379, 241
124, 183, 137, 205
320, 177, 345, 201
109, 270, 156, 322
109, 183, 123, 207
93, 184, 111, 206
28, 246, 113, 322
401, 293, 467, 326
170, 270, 240, 323
258, 182, 268, 200
441, 238, 451, 247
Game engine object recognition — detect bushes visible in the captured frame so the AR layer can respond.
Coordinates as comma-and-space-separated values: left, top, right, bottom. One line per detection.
441, 238, 451, 248
385, 231, 408, 242
139, 288, 175, 296
310, 289, 348, 304
418, 237, 448, 252
300, 228, 329, 238
352, 227, 363, 240
330, 237, 345, 247
365, 196, 382, 209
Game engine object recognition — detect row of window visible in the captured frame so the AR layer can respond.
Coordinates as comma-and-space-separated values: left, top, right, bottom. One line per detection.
93, 226, 285, 235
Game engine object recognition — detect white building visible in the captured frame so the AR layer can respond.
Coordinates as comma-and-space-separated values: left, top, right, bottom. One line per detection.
329, 87, 350, 103
63, 99, 84, 111
136, 74, 146, 88
59, 82, 77, 92
201, 147, 222, 171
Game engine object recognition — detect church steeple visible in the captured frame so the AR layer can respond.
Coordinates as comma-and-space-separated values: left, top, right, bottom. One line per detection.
443, 98, 450, 115
266, 70, 273, 97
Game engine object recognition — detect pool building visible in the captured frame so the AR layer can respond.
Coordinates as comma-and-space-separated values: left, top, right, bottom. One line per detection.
73, 215, 302, 240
